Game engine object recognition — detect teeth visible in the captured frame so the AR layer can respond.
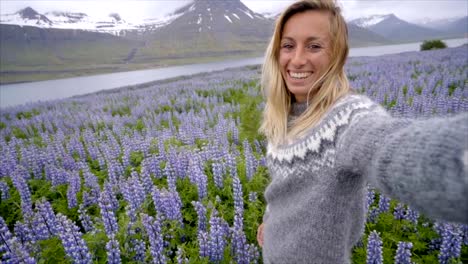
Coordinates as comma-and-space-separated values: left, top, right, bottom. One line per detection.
289, 72, 311, 79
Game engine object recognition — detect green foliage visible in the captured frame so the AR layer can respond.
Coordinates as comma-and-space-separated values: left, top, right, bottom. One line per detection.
15, 109, 40, 120
111, 105, 131, 117
420, 40, 447, 51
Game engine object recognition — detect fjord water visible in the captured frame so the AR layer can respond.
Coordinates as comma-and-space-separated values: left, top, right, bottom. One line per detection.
1, 38, 466, 108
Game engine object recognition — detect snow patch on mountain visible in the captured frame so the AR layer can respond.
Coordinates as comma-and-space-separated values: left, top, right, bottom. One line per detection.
352, 14, 392, 28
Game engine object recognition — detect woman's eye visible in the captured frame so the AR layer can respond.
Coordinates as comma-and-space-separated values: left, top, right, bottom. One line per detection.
308, 44, 321, 50
281, 43, 294, 49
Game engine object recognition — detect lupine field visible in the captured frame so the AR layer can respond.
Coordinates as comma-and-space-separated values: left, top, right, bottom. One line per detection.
0, 45, 467, 264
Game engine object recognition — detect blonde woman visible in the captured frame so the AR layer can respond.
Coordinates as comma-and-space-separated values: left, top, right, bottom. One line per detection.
256, 0, 468, 263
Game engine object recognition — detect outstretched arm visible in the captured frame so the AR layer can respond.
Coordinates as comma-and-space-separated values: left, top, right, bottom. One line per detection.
337, 104, 468, 224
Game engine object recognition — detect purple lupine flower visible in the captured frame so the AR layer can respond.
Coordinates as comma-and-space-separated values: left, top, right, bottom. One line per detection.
366, 230, 383, 264
394, 241, 413, 264
404, 207, 419, 225
67, 171, 81, 209
106, 236, 121, 264
192, 201, 207, 233
56, 213, 92, 264
0, 181, 10, 200
393, 203, 405, 220
198, 231, 209, 259
141, 214, 166, 264
248, 192, 257, 203
438, 223, 462, 264
152, 187, 183, 224
103, 182, 119, 212
176, 247, 188, 264
165, 162, 177, 192
212, 162, 224, 189
14, 221, 33, 244
377, 194, 390, 214
461, 224, 468, 246
208, 210, 228, 263
232, 175, 244, 214
0, 217, 36, 264
132, 238, 146, 262
99, 189, 119, 237
226, 153, 238, 178
78, 204, 94, 233
139, 162, 154, 195
188, 160, 208, 200
121, 172, 146, 223
243, 140, 257, 180
82, 170, 100, 207
366, 188, 375, 213
33, 199, 58, 238
11, 166, 33, 217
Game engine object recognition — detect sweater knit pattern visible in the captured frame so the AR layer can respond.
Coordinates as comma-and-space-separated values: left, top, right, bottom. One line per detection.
262, 94, 468, 264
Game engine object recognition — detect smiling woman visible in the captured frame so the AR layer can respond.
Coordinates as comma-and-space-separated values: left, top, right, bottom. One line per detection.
279, 10, 331, 102
257, 0, 468, 263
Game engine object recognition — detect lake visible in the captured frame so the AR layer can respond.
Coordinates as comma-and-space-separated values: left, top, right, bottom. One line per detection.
1, 37, 466, 108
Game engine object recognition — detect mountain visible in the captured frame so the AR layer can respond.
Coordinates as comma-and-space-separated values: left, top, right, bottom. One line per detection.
138, 0, 273, 59
350, 14, 445, 42
347, 23, 390, 46
416, 16, 467, 36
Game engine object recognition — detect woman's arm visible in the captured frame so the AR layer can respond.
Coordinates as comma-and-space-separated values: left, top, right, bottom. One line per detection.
337, 103, 468, 224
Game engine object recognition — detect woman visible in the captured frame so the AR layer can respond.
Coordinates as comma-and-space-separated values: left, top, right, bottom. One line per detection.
256, 0, 468, 263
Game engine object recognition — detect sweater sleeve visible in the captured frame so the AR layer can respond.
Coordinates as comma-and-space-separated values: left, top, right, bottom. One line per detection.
336, 100, 468, 224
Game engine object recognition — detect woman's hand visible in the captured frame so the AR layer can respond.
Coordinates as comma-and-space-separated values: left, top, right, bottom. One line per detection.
257, 223, 265, 247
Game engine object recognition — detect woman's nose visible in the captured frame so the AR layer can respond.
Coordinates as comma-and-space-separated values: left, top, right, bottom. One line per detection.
291, 47, 306, 67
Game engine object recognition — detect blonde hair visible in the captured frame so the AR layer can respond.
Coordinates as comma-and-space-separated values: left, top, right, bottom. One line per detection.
260, 0, 350, 145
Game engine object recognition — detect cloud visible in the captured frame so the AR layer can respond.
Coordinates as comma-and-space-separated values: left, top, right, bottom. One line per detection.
0, 0, 466, 22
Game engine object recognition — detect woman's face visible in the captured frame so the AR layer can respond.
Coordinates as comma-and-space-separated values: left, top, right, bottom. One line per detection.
279, 10, 332, 103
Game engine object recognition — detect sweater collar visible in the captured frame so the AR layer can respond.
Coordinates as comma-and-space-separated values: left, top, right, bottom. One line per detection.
290, 101, 309, 117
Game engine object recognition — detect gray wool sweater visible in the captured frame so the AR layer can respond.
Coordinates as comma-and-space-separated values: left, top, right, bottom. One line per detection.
262, 94, 468, 264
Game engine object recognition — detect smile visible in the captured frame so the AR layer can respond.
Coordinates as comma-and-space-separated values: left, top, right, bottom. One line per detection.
288, 71, 312, 79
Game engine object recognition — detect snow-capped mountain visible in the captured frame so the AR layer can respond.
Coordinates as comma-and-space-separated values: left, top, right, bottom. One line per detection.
350, 14, 445, 42
350, 14, 392, 28
0, 6, 184, 36
413, 16, 467, 35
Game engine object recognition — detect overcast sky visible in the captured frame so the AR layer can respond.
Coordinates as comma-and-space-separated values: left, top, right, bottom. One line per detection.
0, 0, 466, 22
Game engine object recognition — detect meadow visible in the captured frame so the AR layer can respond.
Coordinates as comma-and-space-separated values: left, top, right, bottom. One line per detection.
0, 45, 467, 263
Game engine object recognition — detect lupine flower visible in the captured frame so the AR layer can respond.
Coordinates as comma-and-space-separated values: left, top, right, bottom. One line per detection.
132, 239, 146, 262
377, 194, 390, 214
393, 203, 405, 220
438, 223, 462, 264
212, 162, 224, 189
198, 231, 209, 258
99, 189, 119, 237
0, 181, 10, 200
78, 204, 94, 233
0, 216, 36, 264
176, 247, 188, 264
208, 210, 228, 263
366, 230, 383, 264
248, 192, 257, 203
461, 224, 468, 246
106, 236, 121, 264
56, 214, 92, 264
232, 175, 244, 214
33, 199, 58, 238
11, 166, 33, 217
192, 201, 207, 233
141, 214, 166, 264
67, 171, 81, 209
404, 207, 419, 225
243, 140, 257, 180
365, 188, 375, 213
188, 159, 208, 200
394, 241, 413, 264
